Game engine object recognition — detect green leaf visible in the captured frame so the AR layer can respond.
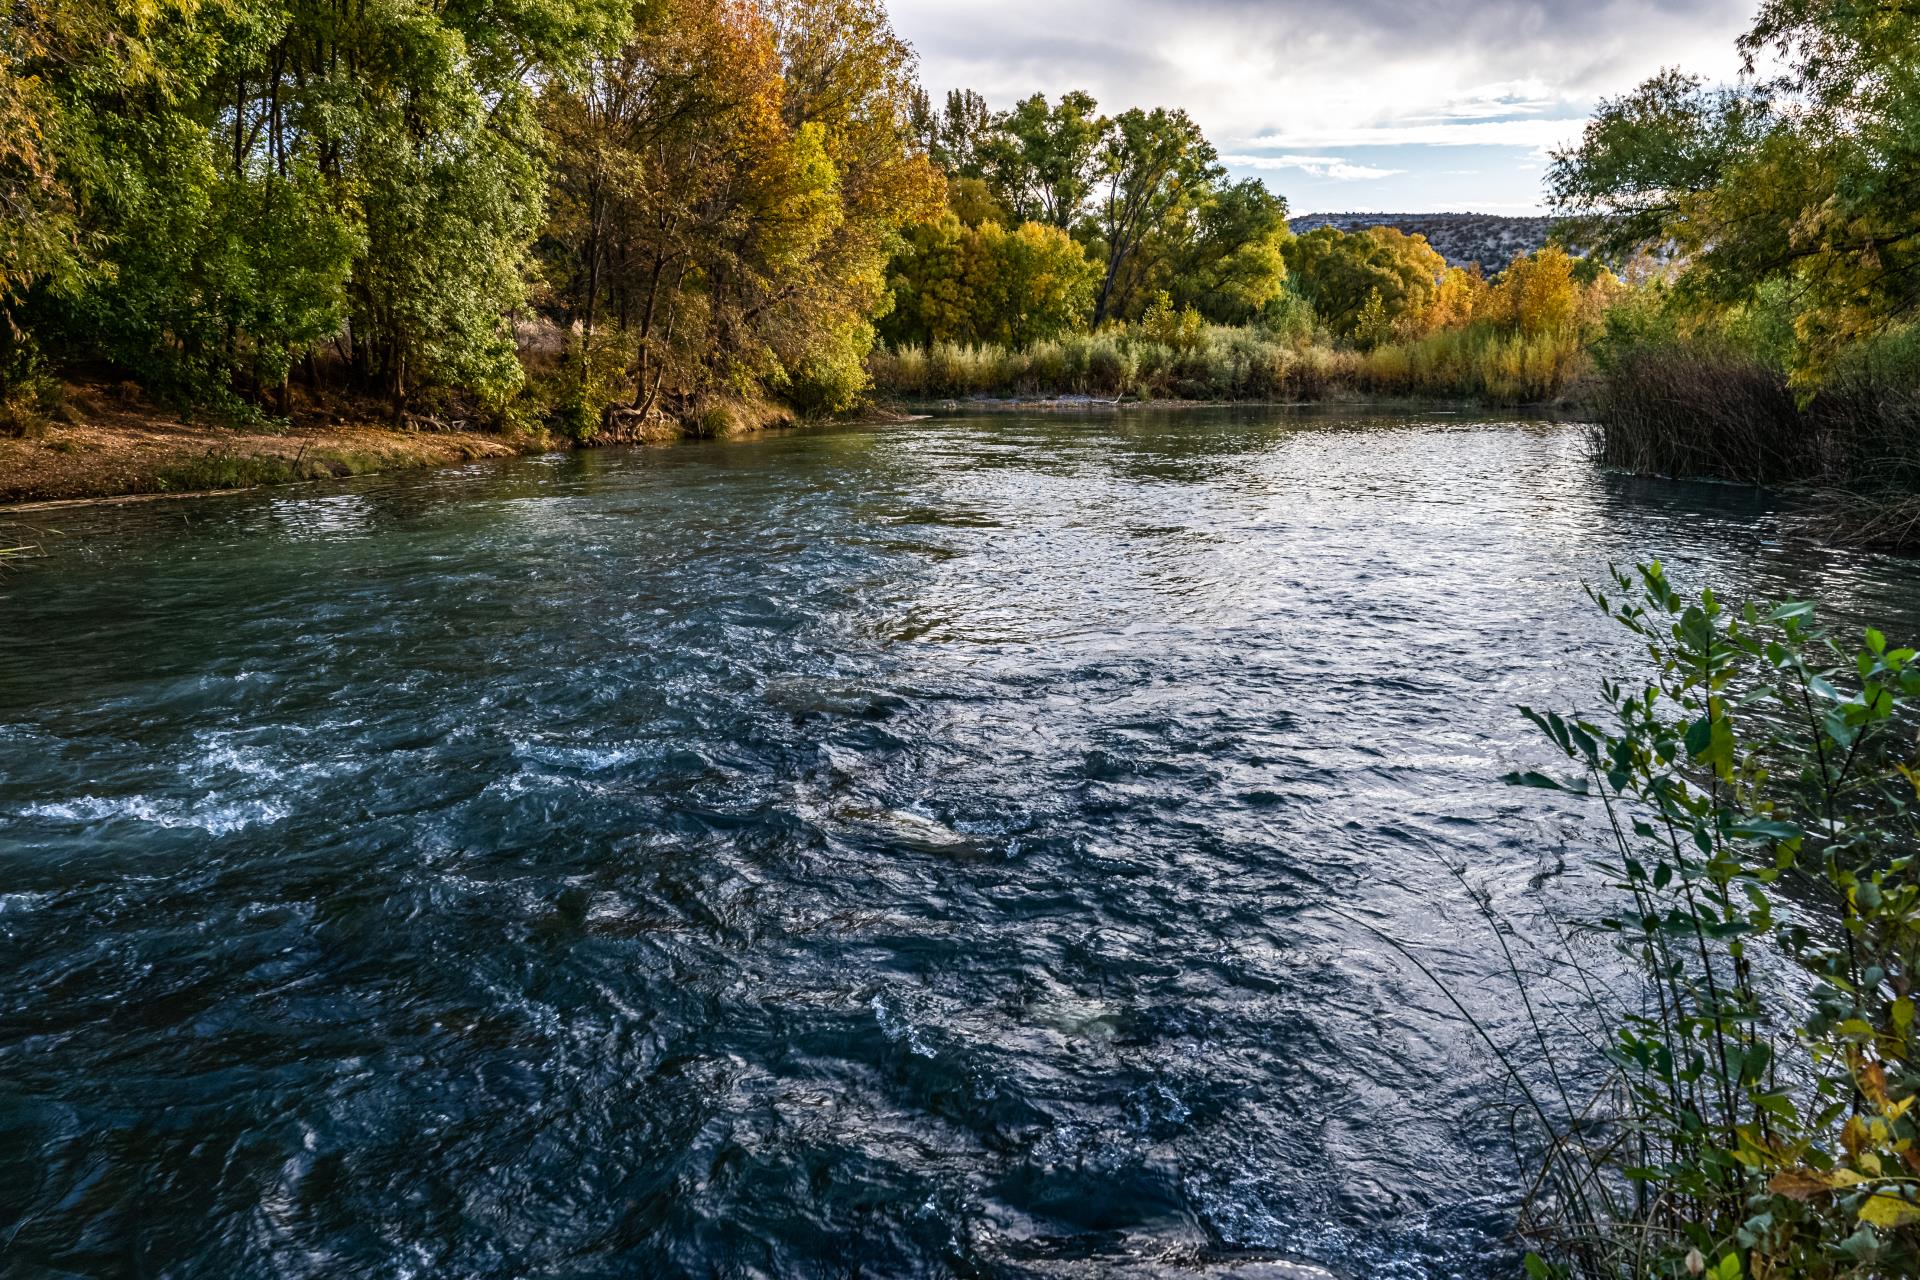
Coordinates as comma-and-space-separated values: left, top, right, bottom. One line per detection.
1730, 819, 1801, 842
1502, 771, 1588, 794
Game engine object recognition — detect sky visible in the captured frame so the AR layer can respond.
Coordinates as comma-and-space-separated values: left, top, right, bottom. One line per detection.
886, 0, 1758, 215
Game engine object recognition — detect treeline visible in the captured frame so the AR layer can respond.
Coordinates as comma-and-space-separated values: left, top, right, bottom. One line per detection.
0, 0, 937, 436
1, 0, 1634, 439
887, 89, 1295, 342
870, 86, 1626, 405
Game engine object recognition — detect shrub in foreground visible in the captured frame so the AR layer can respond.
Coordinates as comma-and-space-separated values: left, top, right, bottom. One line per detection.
1494, 565, 1919, 1278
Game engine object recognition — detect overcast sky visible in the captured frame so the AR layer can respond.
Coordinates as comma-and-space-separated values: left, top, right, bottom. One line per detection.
887, 0, 1756, 214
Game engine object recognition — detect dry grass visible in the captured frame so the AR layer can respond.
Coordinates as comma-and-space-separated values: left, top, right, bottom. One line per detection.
870, 324, 1587, 406
1587, 343, 1920, 547
1584, 348, 1808, 484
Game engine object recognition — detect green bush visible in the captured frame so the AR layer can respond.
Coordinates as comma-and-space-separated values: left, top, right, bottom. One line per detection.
1498, 565, 1920, 1279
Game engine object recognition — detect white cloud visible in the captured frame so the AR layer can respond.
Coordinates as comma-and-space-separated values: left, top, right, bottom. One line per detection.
1418, 78, 1572, 122
1241, 119, 1589, 151
1222, 154, 1405, 181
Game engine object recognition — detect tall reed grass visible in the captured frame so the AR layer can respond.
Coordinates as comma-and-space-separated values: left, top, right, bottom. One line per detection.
1358, 325, 1590, 404
1588, 332, 1920, 487
868, 323, 1589, 407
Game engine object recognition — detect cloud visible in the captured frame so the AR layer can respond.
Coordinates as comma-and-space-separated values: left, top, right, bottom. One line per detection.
1243, 119, 1588, 151
1418, 79, 1573, 122
891, 0, 1752, 132
1222, 154, 1404, 181
887, 0, 1755, 210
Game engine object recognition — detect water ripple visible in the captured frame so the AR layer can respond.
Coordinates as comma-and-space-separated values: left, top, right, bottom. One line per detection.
2, 409, 1916, 1279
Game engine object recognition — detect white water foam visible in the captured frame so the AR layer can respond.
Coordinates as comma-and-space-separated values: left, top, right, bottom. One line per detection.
21, 793, 289, 835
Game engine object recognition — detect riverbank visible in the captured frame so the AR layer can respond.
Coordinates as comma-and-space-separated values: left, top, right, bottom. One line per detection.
0, 378, 917, 506
0, 387, 549, 506
0, 389, 1523, 508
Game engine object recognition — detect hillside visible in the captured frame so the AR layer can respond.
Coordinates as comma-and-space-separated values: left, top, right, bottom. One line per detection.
1287, 213, 1572, 271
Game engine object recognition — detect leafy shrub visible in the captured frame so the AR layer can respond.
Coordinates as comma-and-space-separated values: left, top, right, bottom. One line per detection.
543, 338, 632, 443
1502, 565, 1920, 1279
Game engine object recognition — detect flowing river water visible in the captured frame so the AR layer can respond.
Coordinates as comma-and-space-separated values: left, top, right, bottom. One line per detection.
3, 409, 1918, 1280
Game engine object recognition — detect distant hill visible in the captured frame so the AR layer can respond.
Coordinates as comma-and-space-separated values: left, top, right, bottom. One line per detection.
1287, 213, 1573, 271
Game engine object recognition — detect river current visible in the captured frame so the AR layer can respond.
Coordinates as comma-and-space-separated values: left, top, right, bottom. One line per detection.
3, 409, 1917, 1279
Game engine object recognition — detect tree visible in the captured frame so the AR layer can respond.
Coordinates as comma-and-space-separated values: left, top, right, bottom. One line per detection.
1551, 1, 1920, 384
1089, 106, 1224, 326
909, 87, 993, 177
1282, 225, 1448, 342
1424, 264, 1488, 334
9, 0, 631, 411
980, 90, 1105, 229
970, 220, 1095, 348
1484, 247, 1582, 336
0, 1, 193, 395
887, 87, 1294, 336
547, 0, 834, 421
766, 0, 944, 410
542, 0, 940, 424
883, 214, 974, 346
880, 213, 1095, 349
1163, 179, 1291, 325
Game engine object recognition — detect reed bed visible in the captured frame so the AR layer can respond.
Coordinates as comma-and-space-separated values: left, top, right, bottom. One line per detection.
1586, 339, 1920, 546
869, 323, 1589, 407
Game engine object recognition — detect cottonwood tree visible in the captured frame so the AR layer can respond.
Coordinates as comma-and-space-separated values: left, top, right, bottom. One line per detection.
1283, 225, 1449, 342
1088, 107, 1225, 326
981, 91, 1106, 229
1552, 0, 1920, 384
542, 0, 939, 423
1161, 179, 1293, 326
7, 0, 630, 410
908, 87, 993, 177
881, 213, 1094, 348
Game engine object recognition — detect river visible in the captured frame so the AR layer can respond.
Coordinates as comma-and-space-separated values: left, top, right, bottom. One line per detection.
3, 409, 1917, 1279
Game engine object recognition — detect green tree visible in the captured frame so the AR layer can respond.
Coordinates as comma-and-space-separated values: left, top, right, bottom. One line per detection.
980, 90, 1105, 229
909, 86, 993, 177
1163, 178, 1291, 325
11, 0, 630, 411
0, 0, 192, 396
1282, 224, 1448, 342
1088, 106, 1223, 326
1552, 1, 1920, 385
962, 219, 1095, 348
881, 213, 1094, 350
883, 214, 973, 346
